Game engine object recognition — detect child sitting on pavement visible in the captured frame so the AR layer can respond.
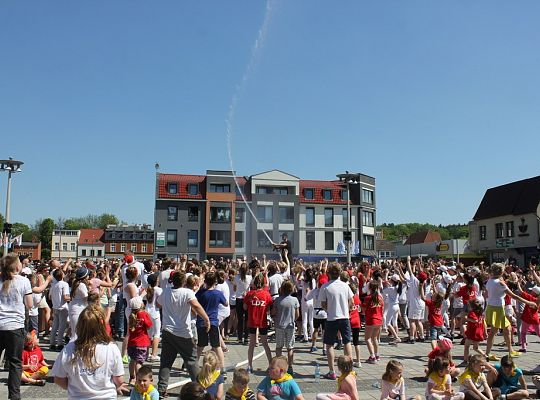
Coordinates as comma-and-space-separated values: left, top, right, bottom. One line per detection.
21, 330, 49, 386
486, 355, 529, 400
425, 357, 464, 400
130, 365, 159, 400
427, 337, 461, 378
316, 355, 359, 400
256, 356, 304, 400
226, 368, 256, 400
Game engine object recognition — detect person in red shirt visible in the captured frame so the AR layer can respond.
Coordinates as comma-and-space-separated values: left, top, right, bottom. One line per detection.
21, 330, 50, 386
519, 286, 540, 352
363, 280, 384, 364
426, 337, 461, 378
420, 283, 446, 350
463, 299, 487, 363
127, 297, 153, 386
349, 283, 362, 368
456, 274, 477, 312
243, 273, 273, 373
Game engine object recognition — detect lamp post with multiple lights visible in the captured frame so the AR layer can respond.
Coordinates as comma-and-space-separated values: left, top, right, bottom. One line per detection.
336, 171, 360, 265
1, 158, 24, 256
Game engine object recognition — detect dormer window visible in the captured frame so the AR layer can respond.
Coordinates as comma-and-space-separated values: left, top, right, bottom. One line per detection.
305, 188, 314, 200
188, 183, 199, 195
323, 189, 332, 201
168, 183, 178, 194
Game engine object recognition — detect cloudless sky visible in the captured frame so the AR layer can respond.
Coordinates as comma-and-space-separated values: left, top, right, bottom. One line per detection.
1, 1, 539, 228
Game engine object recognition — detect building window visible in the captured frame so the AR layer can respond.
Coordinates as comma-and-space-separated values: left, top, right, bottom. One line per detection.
111, 233, 115, 239
188, 230, 198, 247
131, 243, 137, 252
210, 207, 231, 223
479, 225, 486, 240
306, 207, 315, 227
188, 207, 199, 222
305, 188, 314, 200
256, 186, 289, 195
362, 210, 374, 227
363, 235, 375, 250
324, 208, 334, 227
188, 183, 199, 195
167, 206, 178, 221
496, 223, 504, 239
167, 230, 177, 246
97, 250, 102, 257
110, 244, 116, 252
257, 206, 273, 223
82, 249, 87, 256
54, 242, 59, 251
341, 190, 347, 201
121, 243, 126, 252
257, 231, 273, 248
325, 232, 334, 251
90, 250, 95, 257
342, 208, 348, 228
209, 184, 230, 193
70, 243, 76, 251
235, 231, 244, 248
62, 243, 68, 251
279, 207, 294, 224
323, 189, 332, 201
506, 221, 514, 238
362, 189, 374, 204
209, 231, 231, 247
235, 208, 245, 223
167, 183, 178, 194
306, 231, 315, 250
141, 244, 147, 253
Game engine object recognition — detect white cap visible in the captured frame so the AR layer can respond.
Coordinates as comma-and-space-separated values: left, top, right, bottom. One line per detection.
443, 274, 456, 284
438, 265, 448, 272
447, 265, 457, 271
531, 287, 540, 296
21, 267, 32, 275
390, 274, 400, 282
129, 296, 144, 310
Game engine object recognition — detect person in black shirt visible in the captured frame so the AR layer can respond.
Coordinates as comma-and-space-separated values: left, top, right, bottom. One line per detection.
273, 233, 292, 266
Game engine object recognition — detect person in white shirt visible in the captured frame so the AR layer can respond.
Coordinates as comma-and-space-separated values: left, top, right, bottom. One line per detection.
0, 253, 33, 400
68, 267, 90, 342
319, 263, 354, 380
234, 263, 252, 344
49, 268, 71, 350
52, 306, 128, 399
156, 271, 210, 398
144, 273, 162, 363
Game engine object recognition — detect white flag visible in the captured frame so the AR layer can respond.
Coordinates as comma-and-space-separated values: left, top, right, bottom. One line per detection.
10, 234, 23, 246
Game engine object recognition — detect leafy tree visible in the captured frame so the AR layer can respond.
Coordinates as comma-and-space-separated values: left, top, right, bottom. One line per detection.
98, 213, 119, 229
11, 222, 32, 242
37, 218, 55, 251
377, 222, 469, 241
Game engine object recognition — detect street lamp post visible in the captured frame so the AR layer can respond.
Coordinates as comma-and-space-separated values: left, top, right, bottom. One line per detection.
336, 171, 360, 265
1, 158, 24, 256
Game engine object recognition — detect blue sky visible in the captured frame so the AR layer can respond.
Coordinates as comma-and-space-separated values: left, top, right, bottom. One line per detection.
1, 1, 539, 227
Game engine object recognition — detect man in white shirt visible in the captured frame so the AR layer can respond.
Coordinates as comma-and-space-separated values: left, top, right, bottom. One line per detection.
318, 263, 353, 380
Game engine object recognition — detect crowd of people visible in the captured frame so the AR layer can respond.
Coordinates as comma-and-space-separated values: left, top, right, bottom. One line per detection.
2, 248, 540, 400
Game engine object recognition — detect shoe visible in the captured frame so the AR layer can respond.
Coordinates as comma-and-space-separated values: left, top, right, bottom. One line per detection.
488, 354, 500, 361
366, 356, 377, 364
406, 339, 416, 344
324, 371, 337, 380
519, 348, 527, 353
460, 339, 466, 345
310, 346, 317, 353
56, 345, 64, 351
147, 355, 160, 362
322, 348, 326, 356
50, 345, 57, 351
334, 343, 342, 350
354, 361, 362, 368
509, 351, 521, 358
222, 347, 229, 353
243, 339, 249, 345
247, 366, 253, 374
122, 355, 129, 364
301, 338, 309, 343
287, 367, 294, 376
376, 355, 381, 361
159, 391, 169, 399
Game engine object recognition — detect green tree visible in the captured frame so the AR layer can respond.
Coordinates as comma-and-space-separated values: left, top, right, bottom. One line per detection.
37, 218, 55, 252
98, 213, 119, 229
11, 222, 32, 242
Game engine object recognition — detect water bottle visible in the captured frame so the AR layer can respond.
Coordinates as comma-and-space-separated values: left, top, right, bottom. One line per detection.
372, 381, 381, 389
314, 362, 321, 383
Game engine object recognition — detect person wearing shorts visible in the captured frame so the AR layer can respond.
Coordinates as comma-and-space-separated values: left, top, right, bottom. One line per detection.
244, 273, 273, 373
195, 272, 228, 372
319, 263, 354, 380
272, 281, 299, 375
307, 285, 327, 355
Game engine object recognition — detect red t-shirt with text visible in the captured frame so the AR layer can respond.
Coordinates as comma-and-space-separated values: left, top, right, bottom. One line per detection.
245, 288, 273, 328
425, 299, 444, 327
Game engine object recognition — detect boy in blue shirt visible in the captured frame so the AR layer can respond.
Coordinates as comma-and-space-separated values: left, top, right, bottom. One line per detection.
256, 356, 304, 400
487, 355, 528, 400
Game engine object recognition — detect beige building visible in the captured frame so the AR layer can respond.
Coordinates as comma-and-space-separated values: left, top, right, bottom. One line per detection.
51, 229, 80, 260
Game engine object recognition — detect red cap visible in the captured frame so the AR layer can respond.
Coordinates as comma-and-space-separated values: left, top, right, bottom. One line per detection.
318, 274, 329, 287
124, 255, 134, 264
418, 271, 428, 282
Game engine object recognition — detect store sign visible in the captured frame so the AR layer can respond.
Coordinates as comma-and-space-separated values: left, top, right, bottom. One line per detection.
437, 243, 449, 252
156, 232, 166, 247
496, 238, 514, 248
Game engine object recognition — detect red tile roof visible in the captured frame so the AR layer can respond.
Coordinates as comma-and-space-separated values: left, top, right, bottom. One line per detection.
78, 229, 104, 245
404, 230, 442, 245
157, 174, 206, 199
299, 180, 347, 205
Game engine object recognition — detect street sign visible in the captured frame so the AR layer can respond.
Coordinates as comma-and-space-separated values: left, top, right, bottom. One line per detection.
156, 232, 165, 247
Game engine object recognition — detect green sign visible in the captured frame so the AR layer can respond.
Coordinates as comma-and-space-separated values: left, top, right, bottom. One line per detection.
156, 232, 165, 247
496, 238, 514, 248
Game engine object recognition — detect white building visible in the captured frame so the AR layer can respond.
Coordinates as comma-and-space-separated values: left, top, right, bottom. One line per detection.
51, 230, 80, 260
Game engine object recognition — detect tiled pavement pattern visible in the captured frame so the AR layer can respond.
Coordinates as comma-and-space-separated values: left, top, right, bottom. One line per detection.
3, 332, 540, 399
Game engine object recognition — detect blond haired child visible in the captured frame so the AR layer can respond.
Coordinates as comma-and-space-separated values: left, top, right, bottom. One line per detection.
256, 356, 304, 400
425, 357, 464, 400
316, 355, 359, 400
197, 350, 224, 400
226, 368, 256, 400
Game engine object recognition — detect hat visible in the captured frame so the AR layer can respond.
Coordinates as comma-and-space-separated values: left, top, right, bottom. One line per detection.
85, 260, 96, 270
418, 271, 428, 282
438, 336, 453, 351
75, 267, 89, 280
129, 296, 143, 310
438, 265, 448, 272
531, 286, 540, 296
447, 265, 457, 271
443, 274, 455, 284
124, 255, 134, 264
436, 284, 446, 296
391, 274, 400, 282
21, 267, 32, 276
